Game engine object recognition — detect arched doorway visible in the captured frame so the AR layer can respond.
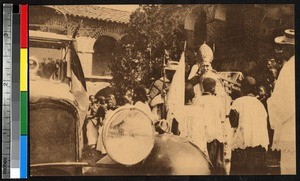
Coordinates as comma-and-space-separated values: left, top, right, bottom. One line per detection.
194, 10, 207, 48
92, 36, 118, 76
184, 7, 207, 50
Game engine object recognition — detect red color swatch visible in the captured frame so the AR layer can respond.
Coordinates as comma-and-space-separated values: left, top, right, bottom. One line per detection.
20, 5, 28, 48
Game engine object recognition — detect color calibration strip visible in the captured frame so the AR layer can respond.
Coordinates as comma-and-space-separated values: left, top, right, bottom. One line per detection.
2, 4, 13, 179
11, 4, 21, 179
20, 4, 28, 179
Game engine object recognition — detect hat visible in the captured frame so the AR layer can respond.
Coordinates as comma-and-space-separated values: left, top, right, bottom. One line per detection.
165, 61, 179, 70
274, 29, 295, 45
199, 42, 214, 62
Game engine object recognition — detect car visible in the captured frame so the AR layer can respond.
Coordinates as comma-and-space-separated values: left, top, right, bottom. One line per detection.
29, 30, 85, 176
29, 30, 214, 176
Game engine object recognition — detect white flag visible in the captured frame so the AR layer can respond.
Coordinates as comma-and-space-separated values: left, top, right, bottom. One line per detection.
167, 52, 185, 126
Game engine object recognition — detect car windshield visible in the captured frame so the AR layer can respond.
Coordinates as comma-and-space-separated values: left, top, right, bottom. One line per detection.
29, 32, 71, 83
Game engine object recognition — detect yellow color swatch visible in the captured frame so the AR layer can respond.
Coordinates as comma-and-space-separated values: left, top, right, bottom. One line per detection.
20, 48, 28, 91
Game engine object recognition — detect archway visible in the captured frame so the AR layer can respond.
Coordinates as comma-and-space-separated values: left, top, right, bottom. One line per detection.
29, 6, 68, 34
184, 7, 207, 50
92, 36, 118, 76
194, 10, 207, 48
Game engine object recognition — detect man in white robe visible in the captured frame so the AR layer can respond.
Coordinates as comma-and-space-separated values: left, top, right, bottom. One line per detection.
267, 29, 295, 174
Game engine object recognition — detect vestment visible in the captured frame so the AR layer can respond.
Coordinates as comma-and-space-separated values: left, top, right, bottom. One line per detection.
178, 105, 207, 155
195, 94, 226, 174
195, 94, 225, 143
194, 72, 232, 173
229, 95, 269, 174
267, 56, 296, 174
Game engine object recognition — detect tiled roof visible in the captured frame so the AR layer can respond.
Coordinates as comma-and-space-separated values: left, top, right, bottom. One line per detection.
48, 5, 131, 24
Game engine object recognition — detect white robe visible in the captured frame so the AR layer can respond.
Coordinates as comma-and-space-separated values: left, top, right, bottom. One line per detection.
179, 105, 207, 155
230, 96, 269, 150
267, 56, 296, 174
194, 95, 225, 143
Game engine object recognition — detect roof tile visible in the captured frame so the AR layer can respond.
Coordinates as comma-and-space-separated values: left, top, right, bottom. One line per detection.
49, 5, 131, 24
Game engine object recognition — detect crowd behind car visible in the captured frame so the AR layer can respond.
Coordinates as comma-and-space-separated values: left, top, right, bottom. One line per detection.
82, 29, 295, 175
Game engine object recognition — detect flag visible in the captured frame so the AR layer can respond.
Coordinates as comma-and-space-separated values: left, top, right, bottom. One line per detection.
166, 51, 185, 131
66, 22, 89, 112
65, 22, 89, 157
68, 43, 89, 112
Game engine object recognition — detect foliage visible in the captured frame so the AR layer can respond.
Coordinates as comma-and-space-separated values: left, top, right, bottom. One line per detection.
110, 5, 188, 97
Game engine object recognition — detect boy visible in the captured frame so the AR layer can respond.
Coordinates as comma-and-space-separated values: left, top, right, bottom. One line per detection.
195, 77, 226, 175
229, 76, 269, 175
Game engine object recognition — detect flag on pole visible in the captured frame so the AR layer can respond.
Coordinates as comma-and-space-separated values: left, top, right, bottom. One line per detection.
68, 43, 89, 112
166, 51, 185, 132
66, 23, 89, 157
66, 21, 89, 112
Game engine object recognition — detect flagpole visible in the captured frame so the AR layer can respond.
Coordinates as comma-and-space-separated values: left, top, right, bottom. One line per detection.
183, 41, 187, 52
162, 50, 167, 119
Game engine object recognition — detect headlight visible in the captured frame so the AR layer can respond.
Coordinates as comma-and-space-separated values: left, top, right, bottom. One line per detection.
102, 106, 155, 165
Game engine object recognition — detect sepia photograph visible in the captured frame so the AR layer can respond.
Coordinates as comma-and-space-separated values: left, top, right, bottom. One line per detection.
28, 4, 295, 176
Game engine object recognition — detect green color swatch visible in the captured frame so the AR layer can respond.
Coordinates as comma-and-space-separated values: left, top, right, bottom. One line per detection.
20, 91, 27, 135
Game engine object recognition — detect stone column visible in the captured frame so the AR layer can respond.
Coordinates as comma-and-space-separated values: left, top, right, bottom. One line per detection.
75, 36, 96, 78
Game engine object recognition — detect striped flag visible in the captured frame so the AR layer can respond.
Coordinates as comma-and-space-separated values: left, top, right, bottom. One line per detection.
166, 51, 185, 132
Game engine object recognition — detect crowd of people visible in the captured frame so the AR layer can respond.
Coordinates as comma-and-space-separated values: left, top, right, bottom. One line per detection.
82, 29, 295, 175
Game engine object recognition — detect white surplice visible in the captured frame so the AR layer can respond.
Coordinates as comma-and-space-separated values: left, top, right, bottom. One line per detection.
267, 56, 296, 174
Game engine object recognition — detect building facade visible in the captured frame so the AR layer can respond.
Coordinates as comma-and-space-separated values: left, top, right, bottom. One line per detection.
29, 5, 131, 95
166, 4, 294, 74
29, 4, 294, 95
